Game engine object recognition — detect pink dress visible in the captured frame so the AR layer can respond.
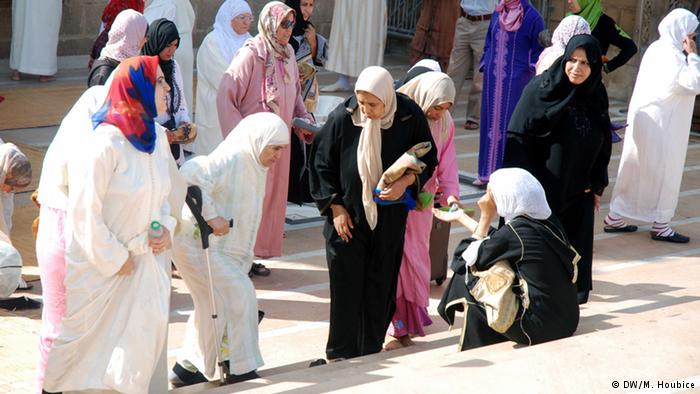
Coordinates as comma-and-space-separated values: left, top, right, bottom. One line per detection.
387, 112, 459, 338
217, 40, 311, 258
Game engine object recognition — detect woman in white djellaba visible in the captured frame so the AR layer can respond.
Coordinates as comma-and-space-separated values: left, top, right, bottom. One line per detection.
190, 0, 253, 156
42, 55, 175, 394
604, 9, 700, 243
169, 112, 289, 387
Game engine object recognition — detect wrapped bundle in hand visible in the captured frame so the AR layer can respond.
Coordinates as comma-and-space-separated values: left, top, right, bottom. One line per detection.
376, 141, 432, 190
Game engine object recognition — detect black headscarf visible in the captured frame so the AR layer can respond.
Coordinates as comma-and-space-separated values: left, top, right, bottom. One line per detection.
142, 18, 180, 86
142, 18, 180, 125
285, 0, 308, 37
508, 34, 604, 136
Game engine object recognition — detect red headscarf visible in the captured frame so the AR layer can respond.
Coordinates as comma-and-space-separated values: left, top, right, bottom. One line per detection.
102, 0, 145, 30
92, 56, 160, 153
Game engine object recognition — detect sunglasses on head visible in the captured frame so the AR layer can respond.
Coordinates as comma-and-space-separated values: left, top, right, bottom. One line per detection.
280, 19, 295, 29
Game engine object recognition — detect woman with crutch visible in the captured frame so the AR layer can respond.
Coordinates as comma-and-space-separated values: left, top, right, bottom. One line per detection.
169, 112, 290, 387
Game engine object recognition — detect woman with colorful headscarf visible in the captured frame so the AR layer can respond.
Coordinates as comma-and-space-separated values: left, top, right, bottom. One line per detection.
88, 0, 145, 70
169, 113, 289, 387
536, 15, 590, 74
217, 1, 314, 271
567, 0, 637, 74
88, 9, 149, 87
143, 18, 191, 164
385, 71, 459, 349
436, 168, 579, 351
43, 56, 175, 394
190, 0, 252, 156
309, 66, 437, 361
474, 0, 545, 185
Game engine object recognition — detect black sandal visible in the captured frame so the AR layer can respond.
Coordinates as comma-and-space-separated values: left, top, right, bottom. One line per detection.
603, 224, 638, 233
249, 262, 271, 277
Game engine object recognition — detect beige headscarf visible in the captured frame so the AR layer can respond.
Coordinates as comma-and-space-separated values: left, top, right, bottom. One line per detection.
397, 71, 455, 143
352, 66, 397, 230
246, 1, 296, 114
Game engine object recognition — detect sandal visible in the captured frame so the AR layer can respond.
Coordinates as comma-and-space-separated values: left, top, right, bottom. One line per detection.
17, 279, 33, 291
464, 120, 479, 130
603, 224, 637, 233
249, 262, 271, 277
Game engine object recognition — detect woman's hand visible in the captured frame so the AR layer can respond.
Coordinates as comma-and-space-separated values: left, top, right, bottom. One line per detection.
165, 130, 177, 144
149, 227, 172, 256
207, 216, 230, 236
117, 254, 135, 276
305, 25, 318, 56
432, 207, 465, 223
331, 204, 353, 242
474, 190, 497, 239
684, 33, 697, 54
379, 174, 416, 201
300, 128, 314, 144
446, 195, 460, 209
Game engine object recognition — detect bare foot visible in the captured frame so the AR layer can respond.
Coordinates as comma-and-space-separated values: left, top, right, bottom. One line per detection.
39, 75, 56, 83
383, 339, 403, 351
10, 71, 20, 81
398, 335, 415, 347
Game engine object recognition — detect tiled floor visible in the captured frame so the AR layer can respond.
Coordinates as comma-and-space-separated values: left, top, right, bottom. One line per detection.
2, 53, 700, 393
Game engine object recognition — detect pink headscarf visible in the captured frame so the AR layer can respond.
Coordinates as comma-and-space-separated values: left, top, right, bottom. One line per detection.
496, 0, 524, 32
245, 1, 296, 114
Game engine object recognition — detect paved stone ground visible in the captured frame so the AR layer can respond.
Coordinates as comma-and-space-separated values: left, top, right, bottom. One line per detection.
1, 53, 699, 393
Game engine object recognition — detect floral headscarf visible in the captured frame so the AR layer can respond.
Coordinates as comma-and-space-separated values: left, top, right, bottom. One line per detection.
246, 1, 296, 114
101, 9, 149, 62
496, 0, 525, 32
92, 56, 160, 153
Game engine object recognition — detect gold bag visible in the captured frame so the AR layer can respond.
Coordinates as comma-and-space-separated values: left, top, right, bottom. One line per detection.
469, 260, 518, 333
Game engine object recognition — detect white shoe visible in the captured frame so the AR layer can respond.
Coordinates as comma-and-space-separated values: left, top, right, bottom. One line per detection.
321, 80, 352, 93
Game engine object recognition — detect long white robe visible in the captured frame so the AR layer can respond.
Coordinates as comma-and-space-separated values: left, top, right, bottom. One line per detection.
171, 113, 288, 377
43, 125, 176, 394
610, 10, 700, 223
145, 0, 196, 109
191, 33, 230, 156
325, 0, 387, 77
9, 0, 62, 76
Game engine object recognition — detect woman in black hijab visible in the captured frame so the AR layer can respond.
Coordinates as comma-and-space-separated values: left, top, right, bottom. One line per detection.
504, 34, 612, 305
142, 18, 192, 162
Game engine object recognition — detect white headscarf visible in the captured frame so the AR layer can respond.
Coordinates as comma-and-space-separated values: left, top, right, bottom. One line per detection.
352, 66, 397, 230
0, 143, 31, 188
409, 59, 441, 73
536, 15, 590, 74
101, 9, 149, 62
213, 0, 253, 63
397, 71, 455, 142
628, 8, 699, 112
0, 230, 21, 298
488, 168, 551, 223
180, 112, 289, 256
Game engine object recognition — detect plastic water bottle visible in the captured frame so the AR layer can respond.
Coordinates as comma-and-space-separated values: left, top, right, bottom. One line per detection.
148, 220, 163, 239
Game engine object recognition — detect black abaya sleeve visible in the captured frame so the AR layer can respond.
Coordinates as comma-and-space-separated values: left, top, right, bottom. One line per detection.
309, 107, 345, 215
471, 227, 523, 272
589, 89, 612, 196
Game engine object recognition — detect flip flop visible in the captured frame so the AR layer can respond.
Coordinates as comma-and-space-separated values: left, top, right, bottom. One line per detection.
603, 224, 638, 233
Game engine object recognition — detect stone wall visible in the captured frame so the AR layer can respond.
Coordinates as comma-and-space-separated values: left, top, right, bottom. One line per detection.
0, 0, 335, 58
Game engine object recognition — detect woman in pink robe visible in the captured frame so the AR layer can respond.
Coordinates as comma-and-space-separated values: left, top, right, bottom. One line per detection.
387, 72, 459, 347
217, 1, 313, 264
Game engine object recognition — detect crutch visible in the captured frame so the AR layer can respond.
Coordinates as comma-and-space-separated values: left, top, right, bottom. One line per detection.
184, 185, 233, 385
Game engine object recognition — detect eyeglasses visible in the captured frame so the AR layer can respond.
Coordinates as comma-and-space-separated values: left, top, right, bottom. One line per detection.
236, 14, 254, 22
279, 19, 295, 30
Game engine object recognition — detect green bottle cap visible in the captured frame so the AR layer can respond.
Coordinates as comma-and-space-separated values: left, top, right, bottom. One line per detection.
150, 221, 161, 230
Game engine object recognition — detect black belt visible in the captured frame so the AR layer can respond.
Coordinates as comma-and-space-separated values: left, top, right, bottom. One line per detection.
460, 9, 492, 22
